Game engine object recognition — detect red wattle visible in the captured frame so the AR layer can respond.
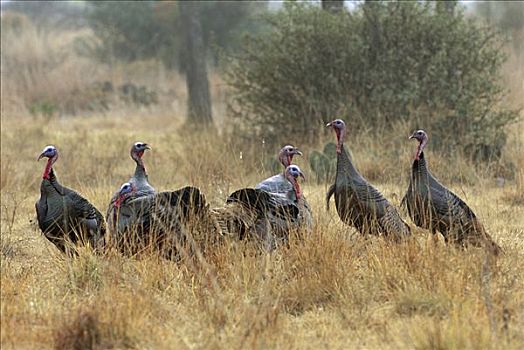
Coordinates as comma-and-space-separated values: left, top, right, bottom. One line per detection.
294, 183, 301, 200
335, 129, 342, 154
43, 159, 52, 179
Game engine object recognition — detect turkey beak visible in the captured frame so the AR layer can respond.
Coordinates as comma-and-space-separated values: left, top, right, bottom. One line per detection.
294, 149, 303, 156
144, 144, 151, 150
37, 153, 45, 161
326, 122, 332, 127
299, 171, 306, 182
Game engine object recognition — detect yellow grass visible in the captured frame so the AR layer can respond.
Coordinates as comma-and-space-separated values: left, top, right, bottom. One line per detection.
1, 114, 523, 350
2, 12, 524, 349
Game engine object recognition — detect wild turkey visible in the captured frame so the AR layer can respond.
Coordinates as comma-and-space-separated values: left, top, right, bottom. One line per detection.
326, 119, 410, 240
255, 145, 313, 237
107, 182, 219, 259
35, 145, 106, 254
106, 142, 155, 224
401, 129, 501, 255
216, 165, 311, 250
256, 145, 302, 193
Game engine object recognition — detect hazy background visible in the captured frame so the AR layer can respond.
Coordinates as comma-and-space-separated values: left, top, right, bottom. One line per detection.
1, 1, 522, 184
1, 2, 524, 349
1, 1, 521, 126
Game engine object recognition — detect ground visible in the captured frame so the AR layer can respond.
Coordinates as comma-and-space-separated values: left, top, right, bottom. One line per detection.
1, 114, 523, 349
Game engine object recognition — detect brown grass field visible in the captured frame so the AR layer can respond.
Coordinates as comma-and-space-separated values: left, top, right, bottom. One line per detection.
1, 112, 523, 349
1, 17, 524, 350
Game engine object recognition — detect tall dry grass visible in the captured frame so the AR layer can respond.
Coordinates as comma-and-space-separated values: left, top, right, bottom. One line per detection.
1, 113, 523, 349
1, 12, 524, 350
0, 12, 229, 123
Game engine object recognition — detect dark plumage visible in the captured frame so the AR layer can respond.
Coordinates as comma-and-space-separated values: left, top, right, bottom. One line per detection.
326, 119, 410, 240
35, 145, 105, 254
402, 129, 501, 255
217, 165, 311, 250
108, 182, 219, 259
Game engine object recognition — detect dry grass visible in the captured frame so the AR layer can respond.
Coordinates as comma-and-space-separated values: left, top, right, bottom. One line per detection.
2, 12, 524, 349
0, 13, 228, 122
1, 113, 523, 350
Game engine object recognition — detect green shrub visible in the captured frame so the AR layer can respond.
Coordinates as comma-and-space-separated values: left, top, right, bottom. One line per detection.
86, 2, 266, 69
29, 99, 57, 119
225, 2, 520, 160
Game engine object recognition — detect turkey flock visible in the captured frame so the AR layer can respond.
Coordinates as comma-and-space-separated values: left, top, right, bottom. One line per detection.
35, 119, 501, 258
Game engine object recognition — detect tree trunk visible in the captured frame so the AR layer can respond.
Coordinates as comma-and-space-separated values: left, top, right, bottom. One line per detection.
321, 0, 344, 13
179, 2, 213, 127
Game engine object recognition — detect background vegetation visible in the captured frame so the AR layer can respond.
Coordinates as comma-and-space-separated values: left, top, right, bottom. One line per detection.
1, 1, 523, 349
226, 2, 519, 161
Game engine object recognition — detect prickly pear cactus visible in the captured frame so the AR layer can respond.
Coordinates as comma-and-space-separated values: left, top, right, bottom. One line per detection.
309, 142, 337, 183
323, 142, 337, 159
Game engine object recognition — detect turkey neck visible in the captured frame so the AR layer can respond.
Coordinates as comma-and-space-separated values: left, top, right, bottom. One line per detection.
41, 168, 65, 196
134, 158, 148, 180
337, 145, 362, 179
411, 151, 432, 188
286, 177, 301, 201
279, 153, 292, 169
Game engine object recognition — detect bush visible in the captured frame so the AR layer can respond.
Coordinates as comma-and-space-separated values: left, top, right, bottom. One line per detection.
86, 2, 266, 69
225, 2, 520, 160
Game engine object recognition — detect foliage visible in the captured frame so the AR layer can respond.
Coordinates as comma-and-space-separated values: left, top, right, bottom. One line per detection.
473, 1, 524, 33
1, 1, 88, 29
472, 1, 524, 54
86, 2, 168, 63
28, 99, 57, 120
225, 2, 520, 161
85, 1, 267, 69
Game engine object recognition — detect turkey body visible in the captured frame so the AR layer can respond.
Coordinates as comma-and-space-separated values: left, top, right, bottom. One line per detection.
218, 164, 311, 250
327, 146, 410, 239
221, 188, 302, 250
109, 186, 218, 259
125, 157, 156, 196
256, 174, 313, 236
256, 173, 293, 194
402, 151, 501, 254
36, 169, 105, 253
